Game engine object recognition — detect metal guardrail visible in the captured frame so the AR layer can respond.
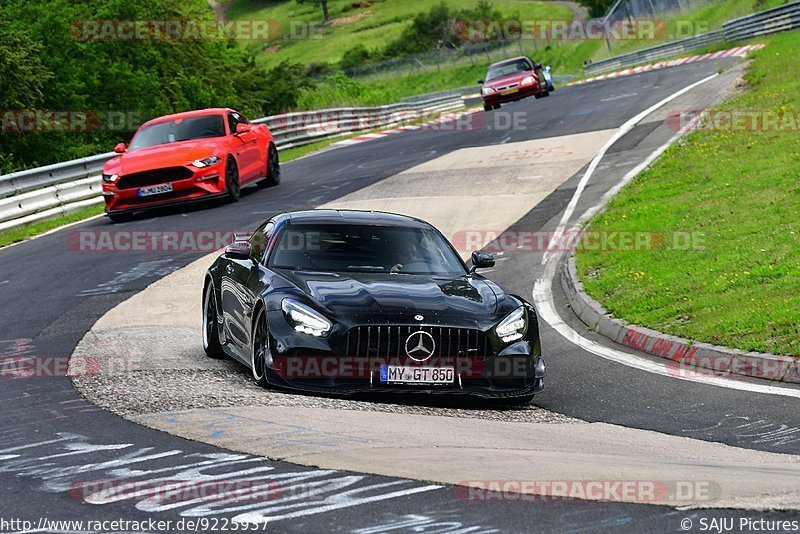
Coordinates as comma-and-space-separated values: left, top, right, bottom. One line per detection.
584, 0, 800, 76
0, 93, 466, 232
584, 29, 725, 76
723, 1, 800, 41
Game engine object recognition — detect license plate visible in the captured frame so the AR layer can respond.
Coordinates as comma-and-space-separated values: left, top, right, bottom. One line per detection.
379, 365, 454, 385
500, 87, 519, 95
138, 183, 173, 197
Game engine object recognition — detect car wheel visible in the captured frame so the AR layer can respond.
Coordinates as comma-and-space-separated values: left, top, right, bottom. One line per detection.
203, 282, 226, 359
493, 104, 501, 110
250, 307, 271, 388
542, 90, 550, 97
225, 157, 240, 202
483, 104, 492, 112
258, 143, 281, 187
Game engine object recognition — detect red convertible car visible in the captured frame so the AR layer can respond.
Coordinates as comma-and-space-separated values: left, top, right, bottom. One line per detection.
101, 108, 279, 221
479, 56, 550, 112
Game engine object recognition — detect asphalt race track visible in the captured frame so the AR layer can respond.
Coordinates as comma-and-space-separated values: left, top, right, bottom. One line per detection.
2, 57, 800, 532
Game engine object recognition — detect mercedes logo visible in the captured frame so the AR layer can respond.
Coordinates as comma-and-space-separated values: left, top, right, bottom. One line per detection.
414, 314, 424, 321
405, 331, 436, 361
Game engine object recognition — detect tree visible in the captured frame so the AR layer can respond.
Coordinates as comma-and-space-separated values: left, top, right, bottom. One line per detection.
297, 0, 330, 23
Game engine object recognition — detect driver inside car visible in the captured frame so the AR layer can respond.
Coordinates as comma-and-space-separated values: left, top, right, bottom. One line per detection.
390, 234, 426, 273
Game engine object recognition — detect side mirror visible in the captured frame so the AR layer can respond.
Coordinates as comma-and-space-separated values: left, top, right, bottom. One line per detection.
114, 142, 127, 154
235, 123, 252, 135
477, 79, 484, 85
470, 251, 495, 273
225, 240, 252, 261
533, 62, 542, 69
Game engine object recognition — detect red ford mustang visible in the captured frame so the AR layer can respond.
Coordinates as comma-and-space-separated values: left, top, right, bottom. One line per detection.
101, 108, 279, 221
479, 56, 550, 112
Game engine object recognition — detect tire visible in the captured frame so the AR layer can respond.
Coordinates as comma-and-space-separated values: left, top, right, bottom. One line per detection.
258, 143, 281, 187
202, 282, 226, 359
493, 103, 501, 110
250, 307, 271, 388
542, 90, 550, 98
225, 156, 240, 202
483, 104, 492, 112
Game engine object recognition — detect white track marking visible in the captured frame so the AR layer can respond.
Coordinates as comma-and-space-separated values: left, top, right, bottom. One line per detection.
533, 76, 800, 398
534, 270, 800, 398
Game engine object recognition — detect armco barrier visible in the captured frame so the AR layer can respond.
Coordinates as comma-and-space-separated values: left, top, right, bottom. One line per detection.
0, 93, 465, 232
584, 0, 800, 77
584, 30, 725, 76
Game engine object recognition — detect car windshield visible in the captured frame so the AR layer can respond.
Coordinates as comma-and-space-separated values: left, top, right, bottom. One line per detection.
270, 223, 466, 275
129, 115, 226, 150
486, 60, 531, 81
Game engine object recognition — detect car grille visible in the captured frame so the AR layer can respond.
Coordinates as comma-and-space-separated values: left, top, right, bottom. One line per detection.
116, 167, 194, 190
341, 325, 491, 358
497, 83, 519, 91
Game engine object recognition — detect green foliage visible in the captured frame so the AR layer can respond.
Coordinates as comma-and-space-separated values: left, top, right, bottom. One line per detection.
575, 0, 614, 18
340, 44, 373, 71
0, 0, 275, 171
382, 2, 461, 58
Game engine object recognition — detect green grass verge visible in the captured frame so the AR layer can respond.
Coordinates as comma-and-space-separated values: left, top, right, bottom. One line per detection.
226, 0, 572, 68
0, 203, 105, 248
575, 31, 800, 356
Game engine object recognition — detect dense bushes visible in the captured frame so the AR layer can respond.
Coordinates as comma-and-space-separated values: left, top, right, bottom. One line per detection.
341, 1, 503, 70
0, 0, 297, 172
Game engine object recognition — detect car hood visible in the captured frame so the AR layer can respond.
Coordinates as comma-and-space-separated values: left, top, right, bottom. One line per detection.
275, 270, 505, 322
103, 138, 224, 175
485, 72, 532, 89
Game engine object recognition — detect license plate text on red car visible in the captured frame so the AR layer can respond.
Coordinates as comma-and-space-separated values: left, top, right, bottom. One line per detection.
137, 183, 173, 197
380, 365, 454, 384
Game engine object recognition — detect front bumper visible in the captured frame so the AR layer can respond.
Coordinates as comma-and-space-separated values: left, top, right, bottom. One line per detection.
102, 164, 226, 214
482, 84, 541, 106
262, 311, 545, 399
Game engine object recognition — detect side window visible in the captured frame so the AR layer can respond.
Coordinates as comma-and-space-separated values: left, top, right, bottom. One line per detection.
251, 221, 275, 263
227, 113, 238, 135
227, 112, 250, 135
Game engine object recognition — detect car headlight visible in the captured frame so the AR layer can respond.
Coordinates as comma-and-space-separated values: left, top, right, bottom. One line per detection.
495, 307, 528, 343
481, 87, 497, 96
520, 76, 536, 86
102, 173, 118, 183
281, 298, 332, 337
192, 156, 222, 168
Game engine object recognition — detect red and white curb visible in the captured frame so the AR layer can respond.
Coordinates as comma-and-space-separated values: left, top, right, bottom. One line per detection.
569, 44, 765, 86
333, 109, 482, 147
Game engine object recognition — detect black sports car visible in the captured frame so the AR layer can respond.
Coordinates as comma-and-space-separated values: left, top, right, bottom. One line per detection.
203, 210, 545, 403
